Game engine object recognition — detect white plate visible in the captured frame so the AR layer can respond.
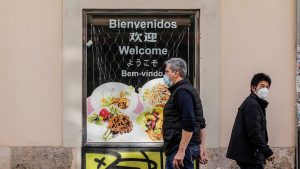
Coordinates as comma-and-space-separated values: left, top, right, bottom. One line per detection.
90, 82, 139, 118
87, 119, 158, 142
139, 78, 169, 107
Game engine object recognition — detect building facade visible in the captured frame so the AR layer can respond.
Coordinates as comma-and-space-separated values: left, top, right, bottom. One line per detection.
0, 0, 296, 168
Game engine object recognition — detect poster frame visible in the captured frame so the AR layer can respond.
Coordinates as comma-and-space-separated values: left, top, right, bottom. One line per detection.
82, 9, 201, 148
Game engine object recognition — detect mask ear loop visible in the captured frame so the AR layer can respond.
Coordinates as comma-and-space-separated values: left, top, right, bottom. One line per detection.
174, 70, 180, 77
170, 70, 178, 80
251, 86, 256, 93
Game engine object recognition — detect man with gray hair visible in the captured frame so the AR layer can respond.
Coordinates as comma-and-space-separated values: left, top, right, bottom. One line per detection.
162, 58, 207, 169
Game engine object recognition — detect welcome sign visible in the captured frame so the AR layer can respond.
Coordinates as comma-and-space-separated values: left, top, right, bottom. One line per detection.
82, 9, 199, 169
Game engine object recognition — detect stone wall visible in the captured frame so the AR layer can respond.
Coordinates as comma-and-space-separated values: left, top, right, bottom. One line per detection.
200, 148, 295, 169
0, 147, 295, 169
0, 147, 72, 169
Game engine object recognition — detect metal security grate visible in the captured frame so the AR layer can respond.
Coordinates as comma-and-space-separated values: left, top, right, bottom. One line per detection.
86, 16, 194, 96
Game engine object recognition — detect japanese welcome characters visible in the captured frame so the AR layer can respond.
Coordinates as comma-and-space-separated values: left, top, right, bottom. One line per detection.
109, 19, 178, 55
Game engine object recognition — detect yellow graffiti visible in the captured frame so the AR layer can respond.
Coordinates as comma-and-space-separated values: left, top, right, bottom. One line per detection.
85, 150, 199, 169
86, 151, 162, 169
86, 153, 115, 169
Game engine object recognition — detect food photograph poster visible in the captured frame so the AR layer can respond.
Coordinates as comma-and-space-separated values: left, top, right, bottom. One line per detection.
83, 10, 198, 146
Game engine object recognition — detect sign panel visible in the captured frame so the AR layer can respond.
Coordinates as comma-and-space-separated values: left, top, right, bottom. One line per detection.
83, 10, 198, 146
82, 9, 200, 169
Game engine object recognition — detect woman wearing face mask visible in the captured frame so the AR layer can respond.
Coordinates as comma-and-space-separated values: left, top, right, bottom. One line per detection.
226, 73, 275, 169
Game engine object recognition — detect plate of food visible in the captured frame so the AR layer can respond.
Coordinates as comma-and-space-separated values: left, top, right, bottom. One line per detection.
88, 82, 143, 142
87, 105, 135, 142
138, 78, 170, 107
90, 82, 139, 116
136, 105, 164, 141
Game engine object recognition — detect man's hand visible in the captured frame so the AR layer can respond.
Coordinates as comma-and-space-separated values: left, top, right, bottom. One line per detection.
199, 144, 208, 164
173, 150, 185, 169
266, 154, 275, 162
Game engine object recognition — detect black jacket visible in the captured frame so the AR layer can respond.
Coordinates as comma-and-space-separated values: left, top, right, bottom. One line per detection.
226, 93, 273, 164
163, 79, 206, 155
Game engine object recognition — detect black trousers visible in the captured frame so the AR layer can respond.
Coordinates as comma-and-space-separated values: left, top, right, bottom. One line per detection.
237, 161, 264, 169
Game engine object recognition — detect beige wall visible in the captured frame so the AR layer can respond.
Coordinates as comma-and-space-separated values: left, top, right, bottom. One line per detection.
220, 0, 296, 147
0, 0, 62, 146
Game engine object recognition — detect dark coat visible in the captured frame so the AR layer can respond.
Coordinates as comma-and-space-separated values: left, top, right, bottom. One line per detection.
163, 79, 206, 155
226, 93, 273, 164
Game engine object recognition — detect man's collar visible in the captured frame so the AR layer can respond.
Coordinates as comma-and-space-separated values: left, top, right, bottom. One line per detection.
168, 78, 190, 92
250, 93, 269, 109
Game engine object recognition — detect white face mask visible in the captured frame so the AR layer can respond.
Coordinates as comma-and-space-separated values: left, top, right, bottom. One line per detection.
257, 88, 269, 99
163, 74, 173, 87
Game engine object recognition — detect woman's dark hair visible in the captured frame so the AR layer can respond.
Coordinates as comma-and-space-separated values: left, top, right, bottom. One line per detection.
250, 73, 271, 91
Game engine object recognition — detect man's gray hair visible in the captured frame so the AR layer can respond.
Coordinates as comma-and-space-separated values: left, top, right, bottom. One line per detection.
165, 58, 187, 78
